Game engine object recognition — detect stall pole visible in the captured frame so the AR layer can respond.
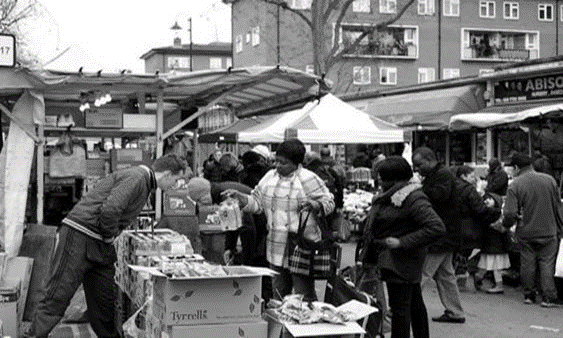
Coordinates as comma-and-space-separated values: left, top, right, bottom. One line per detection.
193, 129, 199, 174
486, 129, 494, 162
445, 132, 450, 166
137, 93, 146, 115
528, 129, 533, 157
156, 90, 164, 220
471, 132, 477, 163
37, 124, 44, 224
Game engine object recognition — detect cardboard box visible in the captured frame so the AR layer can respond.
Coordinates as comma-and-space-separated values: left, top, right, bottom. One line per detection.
151, 266, 270, 326
4, 256, 34, 324
0, 279, 20, 338
147, 318, 267, 338
110, 148, 151, 172
163, 190, 197, 216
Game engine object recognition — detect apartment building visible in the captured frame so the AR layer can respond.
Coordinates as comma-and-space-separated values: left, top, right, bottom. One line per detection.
140, 42, 232, 74
225, 0, 563, 94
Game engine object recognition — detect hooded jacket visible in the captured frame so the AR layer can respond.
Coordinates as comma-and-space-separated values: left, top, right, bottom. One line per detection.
363, 181, 445, 283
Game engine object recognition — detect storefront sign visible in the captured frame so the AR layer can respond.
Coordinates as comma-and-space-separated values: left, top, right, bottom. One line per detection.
494, 72, 563, 104
85, 108, 123, 128
0, 34, 16, 67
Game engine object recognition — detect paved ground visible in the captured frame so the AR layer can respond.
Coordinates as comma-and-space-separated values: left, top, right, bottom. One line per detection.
336, 240, 563, 338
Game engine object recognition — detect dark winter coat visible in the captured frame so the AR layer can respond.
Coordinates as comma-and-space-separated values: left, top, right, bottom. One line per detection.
203, 157, 222, 182
63, 165, 156, 242
241, 162, 271, 189
476, 192, 508, 254
306, 158, 344, 209
421, 165, 461, 253
486, 168, 508, 196
455, 179, 501, 250
362, 182, 446, 284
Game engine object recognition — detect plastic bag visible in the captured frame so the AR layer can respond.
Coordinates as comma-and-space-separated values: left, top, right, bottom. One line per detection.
555, 239, 563, 278
49, 131, 87, 178
123, 298, 151, 338
218, 198, 243, 231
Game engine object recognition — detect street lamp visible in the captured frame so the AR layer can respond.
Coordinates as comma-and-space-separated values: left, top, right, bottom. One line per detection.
187, 18, 193, 72
171, 20, 182, 47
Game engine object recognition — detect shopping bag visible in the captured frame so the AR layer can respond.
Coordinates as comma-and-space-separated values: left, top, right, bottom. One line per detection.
334, 212, 352, 242
555, 239, 563, 278
288, 210, 336, 279
49, 131, 87, 178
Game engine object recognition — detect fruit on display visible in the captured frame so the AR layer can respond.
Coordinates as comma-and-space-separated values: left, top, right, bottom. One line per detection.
269, 294, 355, 325
343, 189, 374, 225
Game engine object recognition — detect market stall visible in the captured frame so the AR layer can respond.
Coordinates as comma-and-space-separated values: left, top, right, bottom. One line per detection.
0, 65, 332, 336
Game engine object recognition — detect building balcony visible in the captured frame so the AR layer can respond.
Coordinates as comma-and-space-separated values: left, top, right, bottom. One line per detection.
462, 46, 536, 62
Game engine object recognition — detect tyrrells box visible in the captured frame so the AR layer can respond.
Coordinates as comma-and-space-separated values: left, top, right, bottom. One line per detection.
146, 317, 268, 338
144, 265, 276, 326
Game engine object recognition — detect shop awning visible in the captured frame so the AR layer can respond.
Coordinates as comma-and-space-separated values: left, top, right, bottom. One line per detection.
198, 115, 269, 143
449, 103, 563, 130
364, 85, 486, 130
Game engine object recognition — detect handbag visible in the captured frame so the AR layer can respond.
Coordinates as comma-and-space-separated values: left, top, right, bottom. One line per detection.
288, 209, 336, 279
49, 131, 87, 178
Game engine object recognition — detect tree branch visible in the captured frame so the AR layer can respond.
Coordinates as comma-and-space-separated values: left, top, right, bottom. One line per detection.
261, 0, 312, 28
327, 0, 416, 69
322, 0, 342, 23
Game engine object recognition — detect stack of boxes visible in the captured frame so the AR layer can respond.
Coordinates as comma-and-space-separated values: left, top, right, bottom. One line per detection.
145, 266, 268, 338
115, 229, 199, 308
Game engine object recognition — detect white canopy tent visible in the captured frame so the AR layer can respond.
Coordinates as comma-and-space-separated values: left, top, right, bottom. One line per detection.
237, 94, 405, 144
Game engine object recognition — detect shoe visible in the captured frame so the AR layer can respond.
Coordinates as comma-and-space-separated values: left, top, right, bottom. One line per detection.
540, 298, 563, 308
485, 286, 504, 294
524, 293, 536, 304
432, 312, 466, 323
473, 276, 483, 291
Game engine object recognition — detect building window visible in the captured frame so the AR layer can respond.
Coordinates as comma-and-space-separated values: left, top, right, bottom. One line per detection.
226, 58, 232, 68
443, 68, 460, 79
561, 5, 563, 21
305, 65, 315, 74
288, 0, 312, 10
479, 69, 494, 76
418, 67, 435, 83
353, 66, 371, 85
209, 57, 222, 69
380, 0, 397, 13
245, 33, 251, 43
252, 26, 260, 46
379, 67, 397, 85
462, 28, 539, 61
339, 24, 418, 58
538, 4, 553, 21
480, 1, 496, 18
168, 56, 190, 70
353, 0, 370, 12
504, 2, 519, 19
443, 0, 460, 16
235, 35, 243, 53
418, 0, 435, 15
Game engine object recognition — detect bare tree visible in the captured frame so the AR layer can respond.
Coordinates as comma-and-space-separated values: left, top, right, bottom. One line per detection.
0, 0, 56, 67
255, 0, 416, 76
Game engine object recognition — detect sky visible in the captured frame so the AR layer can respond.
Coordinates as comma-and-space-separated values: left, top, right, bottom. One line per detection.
29, 0, 231, 73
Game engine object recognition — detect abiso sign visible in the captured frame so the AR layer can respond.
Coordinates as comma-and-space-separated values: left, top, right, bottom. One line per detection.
494, 72, 563, 104
0, 34, 15, 67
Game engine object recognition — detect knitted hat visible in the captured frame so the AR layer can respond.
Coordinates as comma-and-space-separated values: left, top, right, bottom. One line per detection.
187, 177, 212, 205
251, 145, 271, 160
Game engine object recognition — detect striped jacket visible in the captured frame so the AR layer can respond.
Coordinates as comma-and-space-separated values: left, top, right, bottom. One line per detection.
63, 165, 156, 243
244, 166, 334, 267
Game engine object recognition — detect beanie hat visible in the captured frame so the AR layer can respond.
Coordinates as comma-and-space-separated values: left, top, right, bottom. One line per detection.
187, 177, 212, 205
276, 138, 306, 165
251, 145, 271, 160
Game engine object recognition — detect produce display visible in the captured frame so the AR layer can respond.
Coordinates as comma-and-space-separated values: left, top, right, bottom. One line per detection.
162, 261, 229, 278
343, 189, 374, 231
268, 294, 354, 325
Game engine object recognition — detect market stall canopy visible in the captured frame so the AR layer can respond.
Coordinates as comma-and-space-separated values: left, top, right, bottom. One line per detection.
198, 115, 269, 143
364, 85, 486, 130
449, 103, 563, 130
0, 66, 326, 117
236, 94, 405, 144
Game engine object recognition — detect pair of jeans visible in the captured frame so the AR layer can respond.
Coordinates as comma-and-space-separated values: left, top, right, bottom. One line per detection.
519, 236, 559, 300
28, 225, 120, 338
386, 282, 429, 338
270, 264, 317, 301
421, 252, 465, 317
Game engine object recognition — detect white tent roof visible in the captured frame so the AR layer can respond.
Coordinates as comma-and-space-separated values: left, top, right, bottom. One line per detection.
238, 94, 405, 144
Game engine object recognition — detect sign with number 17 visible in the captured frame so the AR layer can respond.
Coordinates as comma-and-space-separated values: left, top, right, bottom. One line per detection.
0, 34, 16, 67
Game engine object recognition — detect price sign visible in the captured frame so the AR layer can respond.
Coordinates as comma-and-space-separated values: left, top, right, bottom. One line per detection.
0, 34, 15, 67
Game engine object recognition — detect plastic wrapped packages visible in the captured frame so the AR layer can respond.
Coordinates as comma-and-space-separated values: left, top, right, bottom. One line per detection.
218, 197, 243, 231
